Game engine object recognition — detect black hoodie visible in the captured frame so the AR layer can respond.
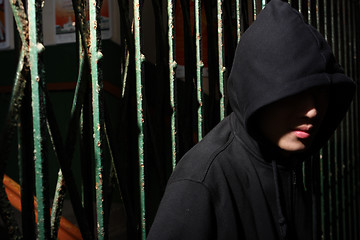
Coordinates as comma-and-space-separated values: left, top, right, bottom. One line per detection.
147, 1, 355, 239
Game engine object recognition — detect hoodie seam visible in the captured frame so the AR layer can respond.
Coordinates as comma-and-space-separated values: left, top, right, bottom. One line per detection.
169, 132, 236, 185
199, 133, 236, 182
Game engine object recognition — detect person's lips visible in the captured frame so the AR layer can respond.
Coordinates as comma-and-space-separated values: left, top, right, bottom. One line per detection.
293, 125, 313, 139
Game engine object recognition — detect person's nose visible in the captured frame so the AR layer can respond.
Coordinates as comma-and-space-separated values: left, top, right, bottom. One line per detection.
303, 95, 318, 119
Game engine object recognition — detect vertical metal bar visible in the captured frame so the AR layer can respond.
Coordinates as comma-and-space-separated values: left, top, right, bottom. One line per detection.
89, 0, 105, 238
236, 0, 241, 42
330, 1, 341, 237
7, 0, 34, 237
195, 0, 204, 141
319, 149, 325, 239
50, 38, 85, 238
133, 0, 146, 238
19, 81, 37, 240
122, 51, 130, 98
344, 1, 353, 238
168, 0, 178, 169
255, 0, 262, 15
50, 170, 66, 239
324, 5, 335, 238
28, 0, 50, 238
323, 145, 331, 240
217, 0, 225, 120
330, 139, 338, 240
323, 1, 335, 239
337, 1, 347, 239
315, 1, 328, 238
357, 2, 360, 237
253, 0, 257, 19
290, 0, 299, 10
351, 2, 359, 238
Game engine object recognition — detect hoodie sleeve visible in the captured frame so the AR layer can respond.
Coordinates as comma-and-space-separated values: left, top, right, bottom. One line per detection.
147, 180, 215, 240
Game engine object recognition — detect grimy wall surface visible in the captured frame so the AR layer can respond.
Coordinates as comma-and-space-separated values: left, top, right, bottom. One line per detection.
0, 0, 359, 239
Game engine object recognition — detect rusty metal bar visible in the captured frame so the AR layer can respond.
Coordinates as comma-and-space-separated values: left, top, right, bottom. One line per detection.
133, 0, 146, 238
39, 13, 93, 237
262, 0, 266, 9
18, 91, 36, 240
88, 0, 106, 238
332, 0, 341, 237
351, 1, 360, 238
195, 0, 204, 141
28, 0, 51, 238
253, 0, 257, 19
44, 86, 93, 240
344, 1, 353, 238
168, 0, 178, 169
80, 83, 95, 237
217, 0, 225, 120
236, 0, 241, 42
0, 1, 31, 237
50, 31, 87, 239
337, 1, 347, 238
50, 170, 66, 239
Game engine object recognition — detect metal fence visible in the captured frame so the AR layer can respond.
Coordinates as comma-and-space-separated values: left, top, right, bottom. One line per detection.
0, 0, 359, 239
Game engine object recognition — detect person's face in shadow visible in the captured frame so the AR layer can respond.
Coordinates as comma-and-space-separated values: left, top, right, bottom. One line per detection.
257, 86, 329, 156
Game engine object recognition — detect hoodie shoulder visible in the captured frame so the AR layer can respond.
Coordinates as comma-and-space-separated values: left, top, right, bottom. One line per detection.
169, 116, 235, 184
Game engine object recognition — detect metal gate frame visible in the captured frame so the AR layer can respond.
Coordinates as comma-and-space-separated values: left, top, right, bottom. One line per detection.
0, 0, 359, 239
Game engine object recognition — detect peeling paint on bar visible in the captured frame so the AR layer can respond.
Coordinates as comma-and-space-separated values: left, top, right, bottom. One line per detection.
195, 0, 203, 141
89, 0, 105, 239
168, 0, 178, 169
217, 0, 225, 120
134, 0, 146, 238
50, 170, 66, 239
236, 0, 241, 42
28, 0, 50, 238
253, 0, 257, 19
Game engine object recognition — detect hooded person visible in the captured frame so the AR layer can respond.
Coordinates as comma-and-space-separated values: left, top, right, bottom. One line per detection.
147, 0, 355, 239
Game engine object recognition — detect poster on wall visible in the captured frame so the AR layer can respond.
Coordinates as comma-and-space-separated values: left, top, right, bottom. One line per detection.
55, 0, 111, 44
0, 0, 14, 50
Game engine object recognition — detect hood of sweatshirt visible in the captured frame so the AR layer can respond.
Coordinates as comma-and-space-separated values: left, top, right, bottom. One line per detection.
227, 0, 355, 159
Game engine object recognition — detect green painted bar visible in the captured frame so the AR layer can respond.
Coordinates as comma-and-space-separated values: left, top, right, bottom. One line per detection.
50, 32, 86, 238
133, 0, 146, 238
344, 1, 352, 237
338, 1, 348, 238
307, 0, 311, 24
319, 149, 325, 237
253, 0, 257, 19
50, 170, 66, 239
9, 0, 27, 49
89, 0, 105, 238
236, 0, 241, 42
329, 0, 339, 237
28, 0, 49, 239
317, 0, 321, 31
122, 51, 130, 98
168, 0, 178, 169
351, 3, 359, 238
217, 0, 225, 120
195, 0, 204, 141
313, 1, 326, 236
